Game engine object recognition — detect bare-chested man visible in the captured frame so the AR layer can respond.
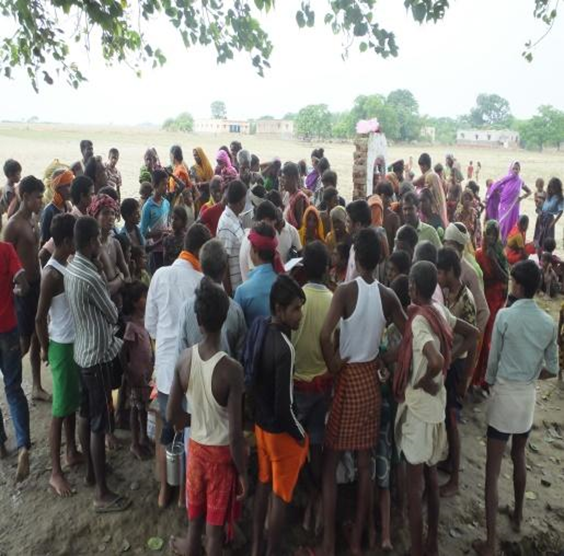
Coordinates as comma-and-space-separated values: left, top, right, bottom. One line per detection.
4, 175, 50, 401
70, 139, 94, 177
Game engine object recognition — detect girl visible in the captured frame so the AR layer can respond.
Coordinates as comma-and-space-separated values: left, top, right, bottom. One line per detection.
299, 206, 325, 246
454, 189, 482, 248
121, 281, 153, 460
130, 245, 151, 287
324, 205, 349, 255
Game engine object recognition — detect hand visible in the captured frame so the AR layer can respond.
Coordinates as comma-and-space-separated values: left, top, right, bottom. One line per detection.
378, 367, 391, 383
236, 473, 248, 502
414, 375, 440, 396
40, 347, 48, 363
329, 352, 349, 375
456, 377, 469, 400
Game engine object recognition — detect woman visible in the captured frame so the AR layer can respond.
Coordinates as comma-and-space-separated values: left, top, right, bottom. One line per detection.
281, 162, 309, 230
215, 149, 238, 184
474, 220, 509, 386
419, 188, 444, 235
367, 194, 384, 228
298, 206, 325, 246
139, 147, 160, 184
534, 177, 563, 252
424, 171, 448, 228
505, 215, 535, 265
485, 161, 531, 242
325, 205, 350, 255
191, 147, 214, 184
305, 148, 324, 192
454, 189, 482, 249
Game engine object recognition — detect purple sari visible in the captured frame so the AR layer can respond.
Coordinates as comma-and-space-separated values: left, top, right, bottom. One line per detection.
306, 169, 319, 191
485, 161, 523, 242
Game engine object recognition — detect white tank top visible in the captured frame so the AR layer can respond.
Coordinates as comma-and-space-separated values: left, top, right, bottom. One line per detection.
339, 277, 386, 363
186, 346, 229, 446
46, 258, 75, 344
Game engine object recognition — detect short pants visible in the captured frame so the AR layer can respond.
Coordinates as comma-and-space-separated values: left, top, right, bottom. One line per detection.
293, 388, 330, 446
79, 359, 115, 434
49, 341, 80, 418
255, 425, 309, 503
487, 425, 531, 443
376, 395, 393, 489
15, 280, 40, 338
157, 391, 186, 446
130, 386, 151, 410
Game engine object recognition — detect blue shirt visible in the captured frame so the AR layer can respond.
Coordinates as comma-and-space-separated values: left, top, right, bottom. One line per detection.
234, 264, 278, 328
486, 298, 558, 385
119, 224, 146, 247
542, 196, 564, 216
140, 197, 170, 238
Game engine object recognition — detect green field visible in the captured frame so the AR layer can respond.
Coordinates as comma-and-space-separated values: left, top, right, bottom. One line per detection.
2, 122, 563, 245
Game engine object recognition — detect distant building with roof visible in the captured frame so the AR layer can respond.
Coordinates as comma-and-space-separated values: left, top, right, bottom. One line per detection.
255, 119, 294, 136
194, 119, 250, 134
456, 129, 519, 148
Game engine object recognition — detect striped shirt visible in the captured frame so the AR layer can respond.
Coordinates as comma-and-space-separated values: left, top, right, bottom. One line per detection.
64, 253, 122, 368
216, 205, 245, 292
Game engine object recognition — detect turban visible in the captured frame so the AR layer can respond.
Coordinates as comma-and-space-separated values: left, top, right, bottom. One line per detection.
88, 193, 119, 218
444, 222, 470, 247
249, 229, 284, 274
51, 169, 74, 190
330, 205, 347, 224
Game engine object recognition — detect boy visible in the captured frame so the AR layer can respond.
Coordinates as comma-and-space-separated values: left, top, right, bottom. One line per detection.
1, 158, 21, 219
120, 197, 145, 248
168, 277, 248, 556
473, 260, 558, 556
394, 261, 477, 556
163, 206, 188, 266
0, 217, 31, 482
40, 168, 73, 245
105, 148, 122, 202
251, 275, 308, 556
436, 247, 478, 497
140, 169, 170, 273
4, 175, 50, 401
35, 213, 83, 497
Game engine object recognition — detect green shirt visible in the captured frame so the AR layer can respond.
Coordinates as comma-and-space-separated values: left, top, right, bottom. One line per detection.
292, 283, 333, 382
417, 220, 442, 249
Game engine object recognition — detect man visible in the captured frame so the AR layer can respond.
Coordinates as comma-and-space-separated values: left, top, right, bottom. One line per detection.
412, 153, 432, 190
140, 169, 171, 273
414, 240, 444, 305
239, 200, 278, 282
319, 186, 339, 236
473, 260, 558, 556
344, 199, 372, 282
402, 192, 442, 249
234, 222, 280, 327
0, 217, 31, 482
317, 228, 406, 556
177, 239, 247, 360
394, 261, 478, 556
168, 278, 248, 556
275, 208, 302, 263
444, 222, 490, 333
1, 158, 21, 221
251, 275, 308, 556
40, 168, 73, 245
4, 175, 50, 401
105, 148, 122, 202
394, 224, 419, 262
376, 181, 401, 250
230, 141, 243, 169
35, 213, 82, 497
199, 176, 226, 236
291, 241, 333, 533
145, 223, 211, 508
216, 179, 247, 296
84, 155, 108, 194
436, 247, 478, 498
385, 159, 404, 195
65, 216, 129, 512
71, 139, 94, 176
446, 153, 464, 187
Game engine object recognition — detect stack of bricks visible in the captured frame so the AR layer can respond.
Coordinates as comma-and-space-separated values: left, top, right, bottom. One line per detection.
352, 134, 369, 200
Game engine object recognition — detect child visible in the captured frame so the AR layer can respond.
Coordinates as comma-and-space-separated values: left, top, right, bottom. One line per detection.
130, 245, 151, 287
174, 187, 196, 226
386, 249, 411, 285
163, 206, 188, 266
1, 159, 21, 220
138, 181, 153, 207
121, 281, 153, 460
540, 252, 559, 297
105, 148, 122, 202
467, 180, 485, 215
454, 189, 482, 248
120, 198, 145, 248
534, 178, 546, 213
328, 241, 350, 291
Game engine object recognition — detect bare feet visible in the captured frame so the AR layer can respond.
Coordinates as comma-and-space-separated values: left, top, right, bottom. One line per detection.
504, 506, 522, 533
140, 440, 154, 457
472, 539, 496, 556
439, 479, 459, 498
49, 471, 74, 497
0, 442, 8, 459
177, 487, 186, 509
158, 484, 171, 509
425, 537, 439, 556
170, 535, 190, 556
342, 521, 362, 556
84, 470, 96, 487
381, 539, 394, 552
105, 433, 119, 451
32, 387, 52, 402
93, 491, 131, 513
65, 449, 84, 467
437, 460, 453, 475
15, 448, 30, 483
130, 444, 147, 461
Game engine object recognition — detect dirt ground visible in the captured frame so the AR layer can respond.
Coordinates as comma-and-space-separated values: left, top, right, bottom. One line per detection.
1, 124, 564, 555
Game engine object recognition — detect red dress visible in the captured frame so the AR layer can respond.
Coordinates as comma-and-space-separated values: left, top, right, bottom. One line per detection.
473, 248, 507, 386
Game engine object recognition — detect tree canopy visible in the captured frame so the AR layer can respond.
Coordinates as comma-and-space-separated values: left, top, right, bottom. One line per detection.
469, 94, 514, 129
0, 0, 558, 91
518, 105, 564, 150
162, 111, 194, 132
210, 100, 227, 119
295, 104, 332, 140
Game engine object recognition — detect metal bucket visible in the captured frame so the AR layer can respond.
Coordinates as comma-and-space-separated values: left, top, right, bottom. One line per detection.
165, 432, 185, 487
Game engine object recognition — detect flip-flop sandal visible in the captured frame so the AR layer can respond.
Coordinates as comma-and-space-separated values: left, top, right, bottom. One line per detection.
94, 495, 131, 514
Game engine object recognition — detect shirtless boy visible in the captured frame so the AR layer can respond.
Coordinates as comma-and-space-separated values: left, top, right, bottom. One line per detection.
4, 175, 50, 401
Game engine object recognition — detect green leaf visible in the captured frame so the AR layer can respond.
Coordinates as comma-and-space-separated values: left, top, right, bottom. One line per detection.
359, 41, 368, 52
412, 3, 427, 23
296, 10, 306, 28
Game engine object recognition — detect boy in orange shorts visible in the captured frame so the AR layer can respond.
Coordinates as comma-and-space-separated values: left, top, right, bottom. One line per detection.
251, 275, 309, 556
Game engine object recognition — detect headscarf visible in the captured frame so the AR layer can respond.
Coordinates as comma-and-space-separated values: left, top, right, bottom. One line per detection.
51, 169, 74, 209
299, 205, 325, 246
445, 222, 484, 280
216, 150, 238, 181
249, 228, 285, 274
88, 193, 119, 218
193, 147, 214, 182
367, 194, 384, 227
424, 172, 448, 228
484, 220, 509, 274
330, 205, 347, 227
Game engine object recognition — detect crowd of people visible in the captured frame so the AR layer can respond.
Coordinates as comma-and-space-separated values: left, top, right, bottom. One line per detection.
0, 140, 561, 556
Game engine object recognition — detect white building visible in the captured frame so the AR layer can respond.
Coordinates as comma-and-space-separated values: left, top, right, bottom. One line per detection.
420, 126, 436, 143
255, 119, 294, 136
456, 129, 519, 148
194, 119, 250, 134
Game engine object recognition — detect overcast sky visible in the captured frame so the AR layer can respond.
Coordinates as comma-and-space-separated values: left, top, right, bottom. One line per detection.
0, 0, 562, 125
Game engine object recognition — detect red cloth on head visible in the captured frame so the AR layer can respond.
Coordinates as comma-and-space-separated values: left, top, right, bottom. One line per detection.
393, 303, 453, 403
87, 193, 119, 218
249, 229, 284, 274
